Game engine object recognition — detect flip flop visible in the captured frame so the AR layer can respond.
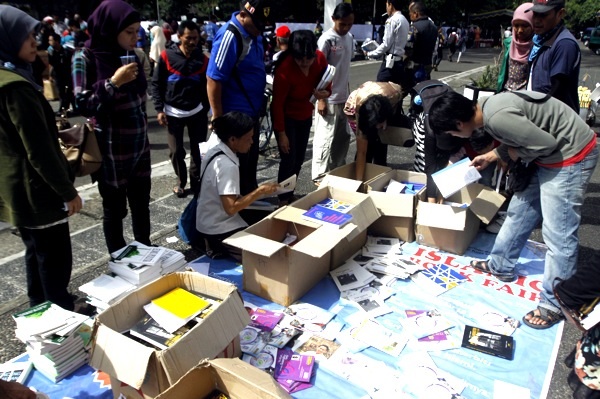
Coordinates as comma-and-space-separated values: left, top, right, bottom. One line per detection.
522, 306, 564, 330
469, 260, 516, 282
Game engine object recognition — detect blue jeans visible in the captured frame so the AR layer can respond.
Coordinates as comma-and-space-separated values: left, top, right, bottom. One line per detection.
488, 147, 598, 313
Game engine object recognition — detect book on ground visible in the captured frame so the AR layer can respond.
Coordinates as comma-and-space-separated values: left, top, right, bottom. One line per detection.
461, 325, 514, 360
273, 348, 315, 382
0, 361, 33, 384
111, 243, 165, 267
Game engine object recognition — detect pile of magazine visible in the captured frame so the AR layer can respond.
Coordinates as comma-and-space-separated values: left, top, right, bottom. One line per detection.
126, 287, 222, 350
78, 274, 136, 312
12, 302, 93, 383
108, 241, 186, 286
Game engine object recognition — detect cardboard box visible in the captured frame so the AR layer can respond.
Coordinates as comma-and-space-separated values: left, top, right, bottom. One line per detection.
155, 358, 292, 399
366, 170, 427, 241
285, 186, 381, 269
90, 272, 250, 397
415, 183, 505, 255
320, 162, 391, 193
109, 339, 241, 399
224, 210, 332, 306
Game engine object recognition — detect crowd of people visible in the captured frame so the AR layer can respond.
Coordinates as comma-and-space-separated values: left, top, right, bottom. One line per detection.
0, 0, 598, 396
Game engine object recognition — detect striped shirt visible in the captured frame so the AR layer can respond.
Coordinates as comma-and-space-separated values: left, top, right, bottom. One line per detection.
72, 49, 150, 188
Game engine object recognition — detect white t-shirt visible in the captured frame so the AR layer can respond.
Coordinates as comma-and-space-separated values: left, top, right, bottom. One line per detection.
196, 140, 247, 235
317, 29, 353, 104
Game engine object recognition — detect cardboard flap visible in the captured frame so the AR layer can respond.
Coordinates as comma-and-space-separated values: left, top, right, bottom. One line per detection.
223, 230, 284, 257
470, 187, 506, 224
369, 191, 414, 217
211, 358, 293, 399
320, 175, 362, 192
91, 323, 155, 388
416, 201, 466, 231
293, 224, 354, 257
272, 206, 322, 228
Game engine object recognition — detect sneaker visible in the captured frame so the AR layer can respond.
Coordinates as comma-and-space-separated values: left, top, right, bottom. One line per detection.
486, 211, 506, 234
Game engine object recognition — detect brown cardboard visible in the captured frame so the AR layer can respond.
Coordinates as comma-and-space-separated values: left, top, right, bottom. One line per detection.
320, 162, 391, 193
155, 358, 291, 399
289, 186, 381, 269
109, 340, 242, 399
224, 214, 332, 306
415, 183, 505, 254
90, 272, 250, 394
366, 170, 427, 241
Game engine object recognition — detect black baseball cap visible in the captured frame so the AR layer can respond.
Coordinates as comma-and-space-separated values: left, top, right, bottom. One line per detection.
527, 0, 565, 13
243, 0, 271, 32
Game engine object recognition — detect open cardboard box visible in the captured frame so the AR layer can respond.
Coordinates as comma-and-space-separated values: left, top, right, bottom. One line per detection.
415, 183, 505, 255
155, 358, 291, 399
319, 162, 391, 193
224, 210, 332, 306
366, 170, 427, 241
282, 186, 381, 269
90, 272, 250, 397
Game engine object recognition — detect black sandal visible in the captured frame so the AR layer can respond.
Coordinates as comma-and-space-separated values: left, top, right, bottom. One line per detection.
522, 306, 564, 329
469, 260, 516, 282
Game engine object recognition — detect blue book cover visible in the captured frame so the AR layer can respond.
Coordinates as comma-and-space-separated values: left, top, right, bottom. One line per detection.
302, 205, 353, 227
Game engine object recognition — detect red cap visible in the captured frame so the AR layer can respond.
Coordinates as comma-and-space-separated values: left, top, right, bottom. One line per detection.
276, 25, 291, 38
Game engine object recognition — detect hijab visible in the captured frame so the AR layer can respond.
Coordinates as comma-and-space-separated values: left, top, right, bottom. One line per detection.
0, 5, 41, 86
509, 3, 534, 64
149, 25, 166, 62
85, 0, 146, 94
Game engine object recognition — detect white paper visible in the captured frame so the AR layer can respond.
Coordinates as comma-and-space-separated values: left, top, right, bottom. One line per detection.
330, 259, 376, 292
493, 380, 530, 399
385, 179, 406, 194
432, 157, 482, 198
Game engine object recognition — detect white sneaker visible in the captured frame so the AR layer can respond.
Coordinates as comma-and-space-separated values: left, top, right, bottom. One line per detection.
486, 212, 507, 234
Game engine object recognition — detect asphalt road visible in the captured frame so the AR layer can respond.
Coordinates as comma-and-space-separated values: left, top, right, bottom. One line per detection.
0, 44, 599, 398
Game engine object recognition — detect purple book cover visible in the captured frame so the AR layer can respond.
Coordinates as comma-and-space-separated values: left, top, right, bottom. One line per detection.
302, 205, 353, 226
406, 310, 448, 342
276, 378, 313, 393
248, 308, 284, 331
274, 348, 315, 383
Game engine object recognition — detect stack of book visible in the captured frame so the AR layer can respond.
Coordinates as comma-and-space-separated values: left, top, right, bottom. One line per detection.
13, 302, 93, 383
108, 242, 186, 286
128, 288, 219, 349
78, 273, 136, 312
108, 242, 165, 285
158, 247, 186, 275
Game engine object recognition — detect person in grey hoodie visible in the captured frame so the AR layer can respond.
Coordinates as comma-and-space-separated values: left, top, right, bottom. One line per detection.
428, 90, 598, 330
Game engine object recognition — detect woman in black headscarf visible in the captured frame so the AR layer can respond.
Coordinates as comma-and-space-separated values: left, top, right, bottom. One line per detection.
73, 0, 151, 254
0, 5, 82, 311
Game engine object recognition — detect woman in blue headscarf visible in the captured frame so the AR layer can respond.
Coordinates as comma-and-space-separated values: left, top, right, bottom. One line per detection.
0, 5, 82, 311
73, 0, 151, 254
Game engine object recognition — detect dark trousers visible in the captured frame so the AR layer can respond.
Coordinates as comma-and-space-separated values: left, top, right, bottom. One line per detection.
56, 79, 74, 112
366, 136, 388, 166
277, 117, 312, 201
238, 119, 261, 196
201, 227, 244, 259
18, 222, 74, 310
97, 177, 151, 254
376, 59, 406, 87
166, 112, 208, 193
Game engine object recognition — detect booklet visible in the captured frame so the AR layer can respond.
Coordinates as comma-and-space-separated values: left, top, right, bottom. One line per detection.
402, 309, 455, 339
273, 348, 315, 382
461, 325, 515, 360
470, 303, 520, 336
240, 326, 271, 356
431, 157, 482, 198
330, 259, 376, 292
302, 205, 353, 228
350, 319, 408, 357
296, 335, 340, 362
259, 174, 297, 199
310, 64, 336, 103
242, 344, 278, 370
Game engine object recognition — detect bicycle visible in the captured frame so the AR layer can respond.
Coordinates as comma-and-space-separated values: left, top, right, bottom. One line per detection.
258, 82, 275, 154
